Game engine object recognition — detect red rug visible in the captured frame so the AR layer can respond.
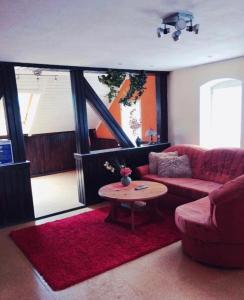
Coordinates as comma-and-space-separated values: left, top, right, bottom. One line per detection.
10, 206, 180, 291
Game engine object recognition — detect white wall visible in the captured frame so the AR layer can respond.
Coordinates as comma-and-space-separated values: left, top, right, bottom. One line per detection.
168, 57, 244, 148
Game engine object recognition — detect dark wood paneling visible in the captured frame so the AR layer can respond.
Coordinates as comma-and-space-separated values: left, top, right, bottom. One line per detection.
0, 77, 2, 98
0, 64, 26, 162
24, 134, 45, 175
75, 143, 170, 205
90, 138, 119, 151
89, 129, 119, 150
156, 72, 169, 143
24, 131, 76, 176
70, 70, 90, 154
42, 132, 76, 174
0, 162, 34, 227
25, 131, 121, 176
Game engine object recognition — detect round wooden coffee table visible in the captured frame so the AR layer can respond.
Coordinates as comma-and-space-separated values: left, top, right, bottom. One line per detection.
98, 180, 167, 230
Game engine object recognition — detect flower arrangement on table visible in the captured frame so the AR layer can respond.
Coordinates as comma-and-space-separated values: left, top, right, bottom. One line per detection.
104, 160, 132, 186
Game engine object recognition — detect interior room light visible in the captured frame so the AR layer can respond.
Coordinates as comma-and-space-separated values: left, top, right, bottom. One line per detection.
157, 11, 199, 41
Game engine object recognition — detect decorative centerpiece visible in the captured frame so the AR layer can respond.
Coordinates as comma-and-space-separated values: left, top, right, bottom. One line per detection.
104, 160, 132, 186
120, 167, 132, 186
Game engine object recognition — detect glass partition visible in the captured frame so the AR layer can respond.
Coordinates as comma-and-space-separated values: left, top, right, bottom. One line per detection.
86, 101, 120, 151
84, 71, 120, 151
84, 71, 158, 148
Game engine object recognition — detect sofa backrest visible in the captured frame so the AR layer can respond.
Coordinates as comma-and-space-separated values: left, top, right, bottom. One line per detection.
209, 175, 244, 243
164, 145, 206, 179
197, 148, 244, 184
164, 145, 244, 183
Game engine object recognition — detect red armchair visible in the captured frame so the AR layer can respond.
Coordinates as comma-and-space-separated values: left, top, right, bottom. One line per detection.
175, 175, 244, 268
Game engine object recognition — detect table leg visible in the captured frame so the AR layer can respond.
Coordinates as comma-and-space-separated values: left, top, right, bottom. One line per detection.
105, 201, 117, 223
152, 198, 164, 220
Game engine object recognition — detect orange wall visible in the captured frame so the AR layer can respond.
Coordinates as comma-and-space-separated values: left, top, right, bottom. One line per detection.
140, 75, 157, 141
96, 75, 157, 142
96, 80, 129, 139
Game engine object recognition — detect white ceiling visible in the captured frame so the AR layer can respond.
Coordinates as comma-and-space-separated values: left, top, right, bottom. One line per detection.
1, 0, 244, 71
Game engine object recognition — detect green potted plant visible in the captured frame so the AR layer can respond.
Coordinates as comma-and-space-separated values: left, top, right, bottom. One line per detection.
98, 69, 147, 106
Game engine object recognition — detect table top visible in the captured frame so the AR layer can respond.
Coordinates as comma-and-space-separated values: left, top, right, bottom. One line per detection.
98, 180, 167, 202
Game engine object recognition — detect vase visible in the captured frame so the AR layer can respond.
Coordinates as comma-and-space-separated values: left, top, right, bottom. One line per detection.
121, 175, 131, 186
135, 136, 142, 147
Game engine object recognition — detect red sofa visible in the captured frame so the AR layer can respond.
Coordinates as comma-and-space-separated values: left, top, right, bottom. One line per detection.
136, 145, 244, 267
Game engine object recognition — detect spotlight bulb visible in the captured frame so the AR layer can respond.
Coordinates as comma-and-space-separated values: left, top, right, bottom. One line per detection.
193, 24, 199, 34
172, 30, 181, 41
186, 25, 193, 32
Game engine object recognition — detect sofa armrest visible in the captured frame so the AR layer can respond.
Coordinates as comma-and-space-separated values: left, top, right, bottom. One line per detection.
209, 175, 244, 206
208, 175, 244, 242
135, 164, 149, 178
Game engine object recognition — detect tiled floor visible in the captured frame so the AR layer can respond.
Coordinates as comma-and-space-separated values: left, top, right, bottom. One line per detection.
31, 171, 82, 218
1, 204, 244, 300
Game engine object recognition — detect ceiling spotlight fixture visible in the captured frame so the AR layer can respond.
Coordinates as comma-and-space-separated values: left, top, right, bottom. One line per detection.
157, 11, 199, 41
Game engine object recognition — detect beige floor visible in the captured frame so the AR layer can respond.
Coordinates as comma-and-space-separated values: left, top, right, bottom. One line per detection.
31, 171, 82, 218
1, 204, 244, 300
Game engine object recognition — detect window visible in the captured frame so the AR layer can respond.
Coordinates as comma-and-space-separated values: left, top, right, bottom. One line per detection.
19, 93, 32, 128
0, 97, 8, 137
84, 71, 158, 149
18, 92, 40, 134
200, 79, 242, 148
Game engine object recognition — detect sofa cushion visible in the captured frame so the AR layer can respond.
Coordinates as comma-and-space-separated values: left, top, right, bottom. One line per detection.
142, 174, 222, 200
175, 197, 220, 242
157, 155, 192, 178
149, 151, 178, 174
136, 164, 149, 178
164, 145, 206, 179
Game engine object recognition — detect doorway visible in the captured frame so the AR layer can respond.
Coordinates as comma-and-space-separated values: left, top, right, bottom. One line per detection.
15, 67, 84, 218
